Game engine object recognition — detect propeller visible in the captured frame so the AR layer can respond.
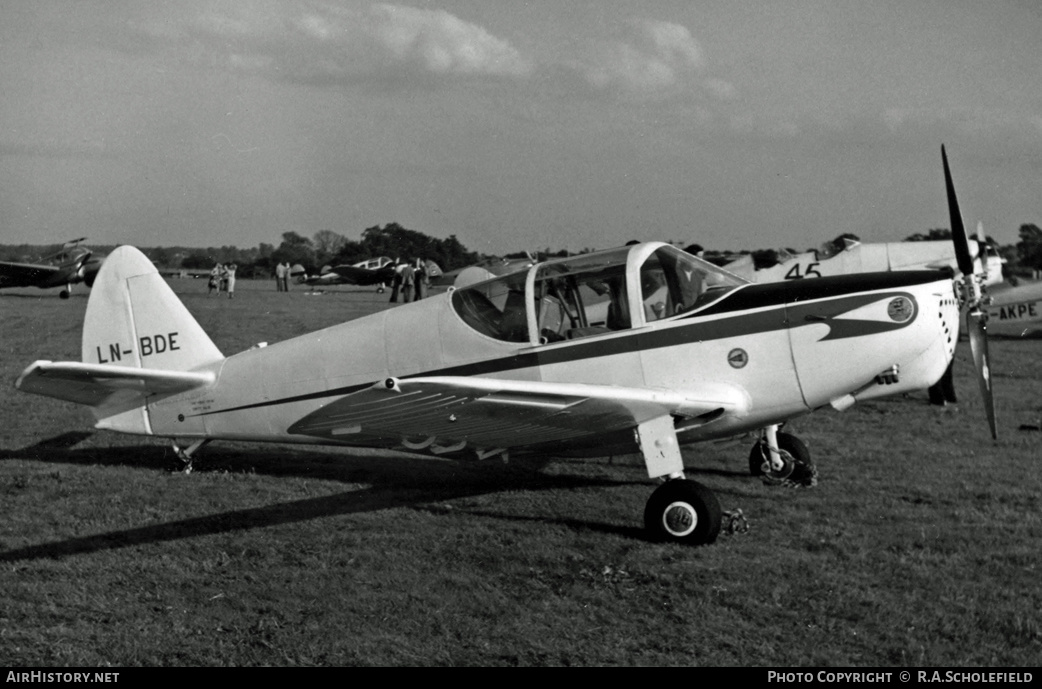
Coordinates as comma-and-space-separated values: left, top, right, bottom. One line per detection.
942, 145, 997, 439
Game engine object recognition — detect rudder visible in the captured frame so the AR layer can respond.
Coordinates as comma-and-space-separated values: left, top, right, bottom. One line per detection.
82, 246, 223, 371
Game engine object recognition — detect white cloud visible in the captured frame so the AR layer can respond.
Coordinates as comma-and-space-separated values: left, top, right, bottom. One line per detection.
639, 20, 702, 70
145, 3, 532, 85
367, 4, 531, 77
568, 19, 721, 99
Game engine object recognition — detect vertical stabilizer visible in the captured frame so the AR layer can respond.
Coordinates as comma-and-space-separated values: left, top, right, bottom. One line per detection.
82, 246, 223, 371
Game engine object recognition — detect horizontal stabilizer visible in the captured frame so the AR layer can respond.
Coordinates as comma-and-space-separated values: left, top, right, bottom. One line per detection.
15, 360, 214, 407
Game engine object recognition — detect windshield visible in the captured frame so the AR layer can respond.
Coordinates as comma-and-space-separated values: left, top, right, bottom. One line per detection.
449, 269, 529, 343
532, 247, 632, 342
639, 246, 745, 322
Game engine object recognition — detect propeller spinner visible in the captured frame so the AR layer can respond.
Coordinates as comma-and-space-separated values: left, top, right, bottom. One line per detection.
942, 145, 997, 440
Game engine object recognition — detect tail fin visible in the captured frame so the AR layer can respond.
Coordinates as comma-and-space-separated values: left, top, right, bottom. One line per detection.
16, 247, 222, 436
82, 246, 223, 370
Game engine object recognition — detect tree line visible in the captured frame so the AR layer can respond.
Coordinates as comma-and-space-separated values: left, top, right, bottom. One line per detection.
3, 222, 1042, 279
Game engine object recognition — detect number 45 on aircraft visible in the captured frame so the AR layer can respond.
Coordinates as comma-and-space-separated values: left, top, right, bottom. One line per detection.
15, 147, 996, 546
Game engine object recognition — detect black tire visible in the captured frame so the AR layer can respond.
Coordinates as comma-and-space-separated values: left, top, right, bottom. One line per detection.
749, 431, 815, 484
643, 479, 722, 546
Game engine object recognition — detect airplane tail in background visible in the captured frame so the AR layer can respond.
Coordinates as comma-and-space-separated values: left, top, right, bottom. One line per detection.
16, 246, 223, 434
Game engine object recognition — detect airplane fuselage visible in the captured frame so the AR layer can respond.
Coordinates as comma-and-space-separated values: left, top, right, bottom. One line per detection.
119, 269, 958, 457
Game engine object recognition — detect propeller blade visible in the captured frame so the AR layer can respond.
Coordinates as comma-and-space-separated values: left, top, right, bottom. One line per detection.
942, 145, 974, 277
966, 310, 998, 440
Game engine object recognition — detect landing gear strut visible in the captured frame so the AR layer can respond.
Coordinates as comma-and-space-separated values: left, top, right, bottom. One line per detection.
171, 439, 210, 473
635, 415, 723, 545
749, 426, 816, 486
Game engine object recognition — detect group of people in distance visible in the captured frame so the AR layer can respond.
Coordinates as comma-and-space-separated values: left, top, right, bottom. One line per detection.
207, 263, 237, 298
388, 258, 431, 303
208, 257, 432, 301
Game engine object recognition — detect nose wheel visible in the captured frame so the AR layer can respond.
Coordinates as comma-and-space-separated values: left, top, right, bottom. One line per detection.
749, 430, 816, 486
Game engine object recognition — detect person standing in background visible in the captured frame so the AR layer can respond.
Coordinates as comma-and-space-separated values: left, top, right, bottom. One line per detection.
208, 263, 221, 297
225, 263, 237, 298
400, 260, 415, 303
415, 258, 429, 300
389, 259, 403, 302
275, 262, 286, 292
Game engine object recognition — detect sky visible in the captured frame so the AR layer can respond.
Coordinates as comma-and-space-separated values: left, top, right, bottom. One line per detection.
1, 1, 1041, 256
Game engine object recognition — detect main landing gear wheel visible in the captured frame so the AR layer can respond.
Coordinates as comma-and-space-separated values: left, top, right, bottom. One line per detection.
644, 479, 722, 546
749, 431, 816, 486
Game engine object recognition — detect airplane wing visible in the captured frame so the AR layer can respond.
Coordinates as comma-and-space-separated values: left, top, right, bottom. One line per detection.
288, 376, 746, 452
15, 360, 214, 406
0, 261, 61, 288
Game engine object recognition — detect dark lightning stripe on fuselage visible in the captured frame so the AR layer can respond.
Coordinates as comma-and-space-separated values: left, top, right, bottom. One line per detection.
192, 270, 945, 418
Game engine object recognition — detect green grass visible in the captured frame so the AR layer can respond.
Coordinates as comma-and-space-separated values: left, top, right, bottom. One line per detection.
1, 280, 1040, 666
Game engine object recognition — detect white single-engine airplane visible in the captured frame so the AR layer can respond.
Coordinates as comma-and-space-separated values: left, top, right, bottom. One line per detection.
720, 228, 1004, 287
0, 238, 104, 299
14, 147, 996, 546
982, 279, 1042, 338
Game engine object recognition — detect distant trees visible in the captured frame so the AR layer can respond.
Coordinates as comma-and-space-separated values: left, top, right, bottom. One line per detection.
905, 228, 952, 242
1016, 223, 1042, 271
270, 232, 316, 271
0, 244, 39, 262
312, 230, 348, 264
329, 222, 478, 272
5, 220, 1042, 278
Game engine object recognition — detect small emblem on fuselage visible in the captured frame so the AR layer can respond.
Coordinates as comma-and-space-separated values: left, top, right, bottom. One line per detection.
887, 296, 915, 323
727, 348, 749, 368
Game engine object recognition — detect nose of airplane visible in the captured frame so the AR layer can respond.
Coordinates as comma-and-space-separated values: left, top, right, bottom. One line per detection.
783, 271, 960, 410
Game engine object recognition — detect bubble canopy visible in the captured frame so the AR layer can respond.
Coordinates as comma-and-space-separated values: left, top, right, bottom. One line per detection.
450, 242, 747, 345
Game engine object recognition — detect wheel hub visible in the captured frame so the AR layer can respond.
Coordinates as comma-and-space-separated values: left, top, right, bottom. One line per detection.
662, 501, 698, 537
762, 448, 795, 479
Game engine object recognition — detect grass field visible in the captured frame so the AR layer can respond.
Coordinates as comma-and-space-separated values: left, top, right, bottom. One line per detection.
1, 278, 1040, 666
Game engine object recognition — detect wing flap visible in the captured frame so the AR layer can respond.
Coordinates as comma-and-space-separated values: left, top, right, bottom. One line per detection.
288, 376, 747, 450
15, 360, 214, 407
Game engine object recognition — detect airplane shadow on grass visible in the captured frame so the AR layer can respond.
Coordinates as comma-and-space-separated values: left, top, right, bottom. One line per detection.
0, 432, 753, 561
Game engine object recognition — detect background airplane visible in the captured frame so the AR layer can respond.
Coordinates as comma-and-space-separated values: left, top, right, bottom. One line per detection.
434, 254, 536, 288
983, 278, 1042, 337
291, 256, 397, 292
0, 238, 104, 299
294, 257, 443, 293
718, 225, 1004, 287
